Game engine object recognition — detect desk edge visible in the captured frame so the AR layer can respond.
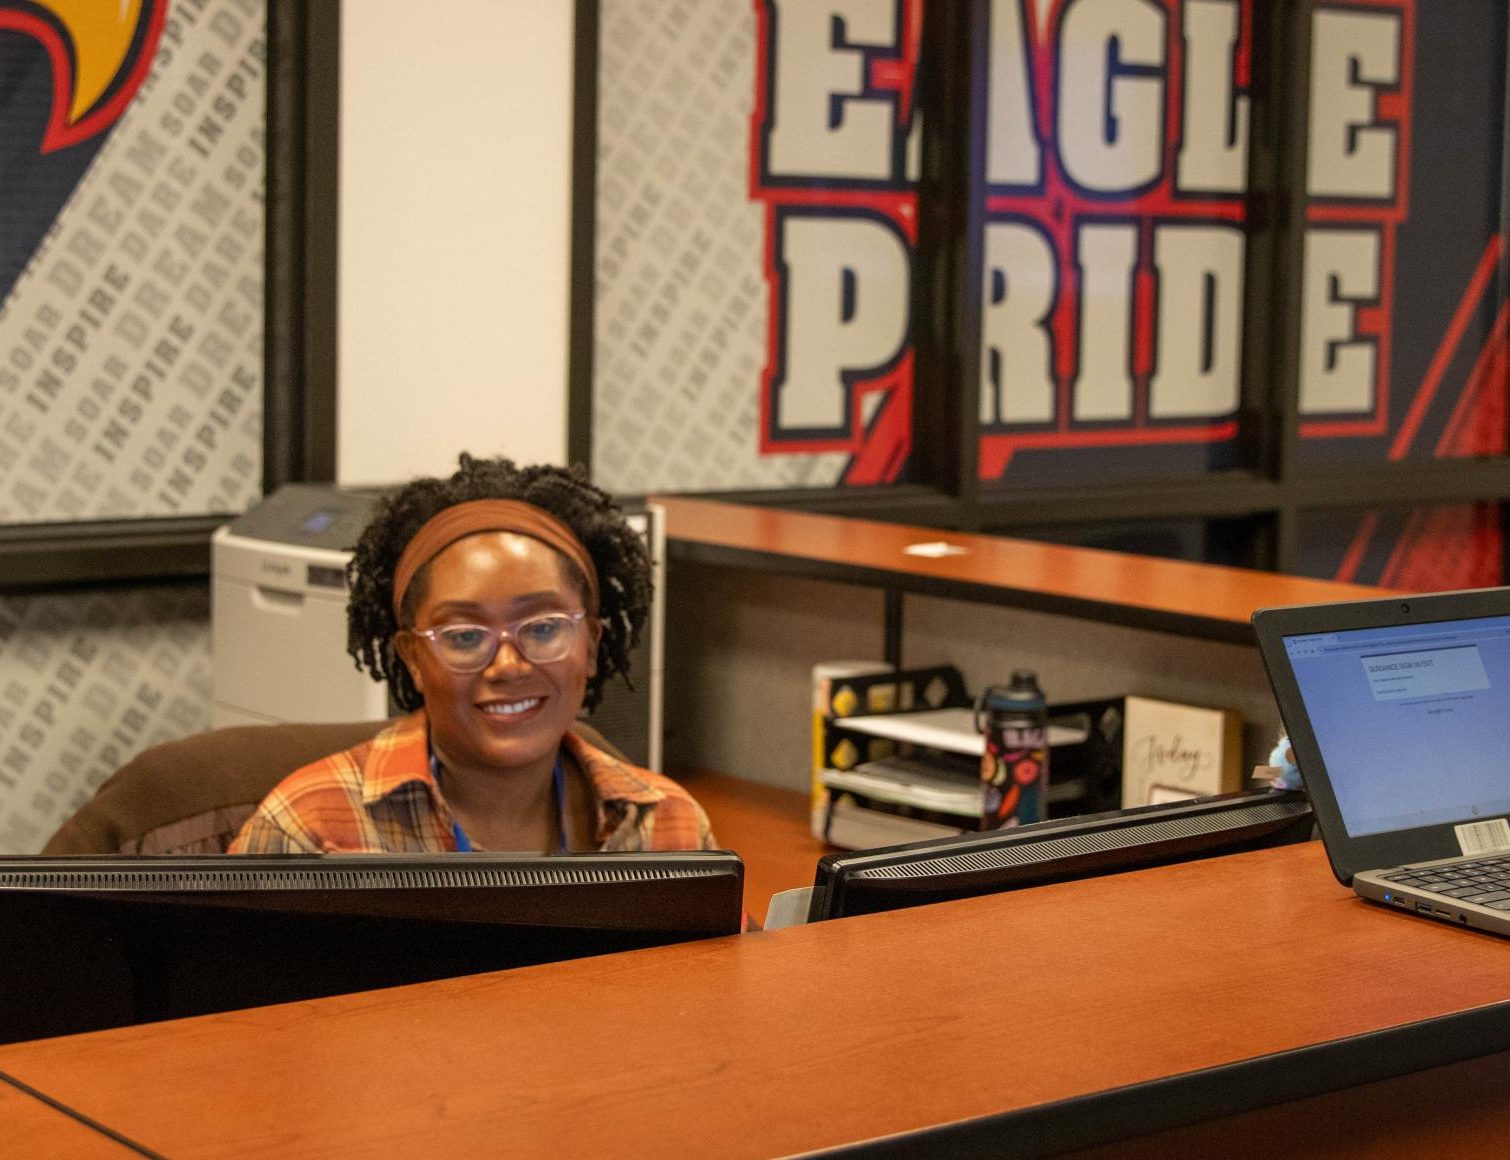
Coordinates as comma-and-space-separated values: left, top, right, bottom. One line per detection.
666, 539, 1257, 645
813, 996, 1510, 1158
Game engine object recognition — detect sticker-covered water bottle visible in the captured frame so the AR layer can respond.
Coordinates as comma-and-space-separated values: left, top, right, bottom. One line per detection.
975, 671, 1048, 828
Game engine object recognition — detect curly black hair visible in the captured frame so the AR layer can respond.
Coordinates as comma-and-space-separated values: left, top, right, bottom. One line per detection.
346, 454, 651, 713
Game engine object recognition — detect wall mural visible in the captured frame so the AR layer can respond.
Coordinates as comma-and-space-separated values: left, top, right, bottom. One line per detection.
592, 0, 1505, 554
0, 0, 265, 524
1292, 1, 1507, 589
1300, 503, 1505, 594
592, 0, 915, 492
981, 0, 1504, 492
750, 0, 920, 486
978, 0, 1257, 482
0, 0, 267, 852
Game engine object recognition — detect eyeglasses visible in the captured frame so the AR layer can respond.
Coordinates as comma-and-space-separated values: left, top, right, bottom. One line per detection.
407, 611, 588, 672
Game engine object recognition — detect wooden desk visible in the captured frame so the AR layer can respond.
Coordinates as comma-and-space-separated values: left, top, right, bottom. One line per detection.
656, 496, 1395, 644
0, 1075, 139, 1158
2, 842, 1505, 1158
676, 769, 833, 924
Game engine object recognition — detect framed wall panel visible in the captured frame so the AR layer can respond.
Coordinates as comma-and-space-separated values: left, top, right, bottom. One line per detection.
0, 0, 266, 524
1295, 0, 1506, 468
975, 0, 1255, 486
1297, 502, 1507, 591
583, 0, 922, 494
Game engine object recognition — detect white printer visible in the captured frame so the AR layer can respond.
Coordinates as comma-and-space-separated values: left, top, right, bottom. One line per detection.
211, 484, 664, 770
211, 485, 386, 727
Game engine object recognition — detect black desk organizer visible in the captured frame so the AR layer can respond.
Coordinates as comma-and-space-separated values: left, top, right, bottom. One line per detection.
816, 665, 1126, 840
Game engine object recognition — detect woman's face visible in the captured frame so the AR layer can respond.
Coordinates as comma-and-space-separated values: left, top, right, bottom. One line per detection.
395, 531, 599, 775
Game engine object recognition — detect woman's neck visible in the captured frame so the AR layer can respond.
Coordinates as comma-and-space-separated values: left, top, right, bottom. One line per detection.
432, 746, 561, 852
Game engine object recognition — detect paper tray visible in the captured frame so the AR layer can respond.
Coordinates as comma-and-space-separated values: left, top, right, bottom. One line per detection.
837, 707, 1090, 756
820, 760, 982, 818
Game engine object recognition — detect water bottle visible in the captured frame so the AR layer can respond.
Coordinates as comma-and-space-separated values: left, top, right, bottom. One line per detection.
975, 671, 1048, 828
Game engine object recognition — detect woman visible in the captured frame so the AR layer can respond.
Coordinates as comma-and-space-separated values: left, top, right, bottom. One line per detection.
230, 455, 716, 854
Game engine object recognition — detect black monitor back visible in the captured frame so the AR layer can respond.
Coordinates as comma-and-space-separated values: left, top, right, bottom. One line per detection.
808, 790, 1312, 921
0, 851, 743, 1045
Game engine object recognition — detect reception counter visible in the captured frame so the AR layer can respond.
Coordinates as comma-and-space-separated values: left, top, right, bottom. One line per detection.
2, 840, 1506, 1158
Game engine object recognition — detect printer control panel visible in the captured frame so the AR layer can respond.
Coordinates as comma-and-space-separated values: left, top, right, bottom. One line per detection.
223, 484, 377, 554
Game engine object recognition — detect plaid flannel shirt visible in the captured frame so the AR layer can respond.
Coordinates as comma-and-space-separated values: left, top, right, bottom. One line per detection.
229, 710, 716, 854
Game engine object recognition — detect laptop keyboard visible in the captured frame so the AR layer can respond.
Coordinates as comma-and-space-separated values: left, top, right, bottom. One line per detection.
1381, 855, 1510, 910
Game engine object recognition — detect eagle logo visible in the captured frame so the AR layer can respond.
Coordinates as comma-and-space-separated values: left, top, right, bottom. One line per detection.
0, 0, 166, 153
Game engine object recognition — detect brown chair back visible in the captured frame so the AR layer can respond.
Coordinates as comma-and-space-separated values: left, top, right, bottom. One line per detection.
42, 720, 390, 856
42, 718, 630, 856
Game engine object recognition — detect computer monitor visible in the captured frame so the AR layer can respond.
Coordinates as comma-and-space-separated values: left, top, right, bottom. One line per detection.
0, 850, 743, 1045
806, 790, 1312, 921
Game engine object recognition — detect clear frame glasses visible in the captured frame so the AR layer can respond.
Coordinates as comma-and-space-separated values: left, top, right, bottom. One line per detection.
407, 610, 588, 672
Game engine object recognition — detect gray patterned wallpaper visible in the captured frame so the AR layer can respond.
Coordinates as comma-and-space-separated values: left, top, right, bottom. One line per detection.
592, 0, 848, 492
0, 585, 212, 854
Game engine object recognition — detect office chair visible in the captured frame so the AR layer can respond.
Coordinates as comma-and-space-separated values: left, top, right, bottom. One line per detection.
42, 719, 629, 856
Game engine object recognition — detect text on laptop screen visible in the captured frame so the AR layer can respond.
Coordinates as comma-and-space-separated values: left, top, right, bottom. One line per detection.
1284, 615, 1510, 837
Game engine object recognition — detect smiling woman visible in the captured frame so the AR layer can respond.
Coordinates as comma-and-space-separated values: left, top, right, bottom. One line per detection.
228, 455, 717, 855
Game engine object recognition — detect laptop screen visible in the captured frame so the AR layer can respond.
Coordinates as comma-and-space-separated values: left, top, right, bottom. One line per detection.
1283, 614, 1510, 838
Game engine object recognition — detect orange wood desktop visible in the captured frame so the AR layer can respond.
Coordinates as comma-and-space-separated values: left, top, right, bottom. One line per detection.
2, 841, 1505, 1159
0, 1079, 135, 1159
677, 769, 833, 925
655, 496, 1397, 641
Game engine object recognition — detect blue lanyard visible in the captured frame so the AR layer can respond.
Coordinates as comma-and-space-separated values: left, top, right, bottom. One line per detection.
433, 750, 568, 853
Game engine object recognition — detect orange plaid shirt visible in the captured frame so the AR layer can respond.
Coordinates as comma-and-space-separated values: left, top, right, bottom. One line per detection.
228, 710, 717, 854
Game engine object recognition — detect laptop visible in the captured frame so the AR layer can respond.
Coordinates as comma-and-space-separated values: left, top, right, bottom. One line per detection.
1252, 587, 1510, 937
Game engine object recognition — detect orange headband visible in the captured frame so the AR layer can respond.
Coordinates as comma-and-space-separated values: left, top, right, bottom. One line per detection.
391, 499, 600, 621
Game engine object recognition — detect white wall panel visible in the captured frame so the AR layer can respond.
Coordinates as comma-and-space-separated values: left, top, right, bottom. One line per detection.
337, 0, 574, 486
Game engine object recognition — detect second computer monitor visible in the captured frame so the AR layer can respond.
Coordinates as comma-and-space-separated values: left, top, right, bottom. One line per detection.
807, 790, 1312, 922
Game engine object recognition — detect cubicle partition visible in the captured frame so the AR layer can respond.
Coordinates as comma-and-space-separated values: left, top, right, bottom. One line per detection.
656, 498, 1394, 794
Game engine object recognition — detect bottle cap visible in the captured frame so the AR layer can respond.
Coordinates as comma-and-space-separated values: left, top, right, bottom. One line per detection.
980, 670, 1045, 714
